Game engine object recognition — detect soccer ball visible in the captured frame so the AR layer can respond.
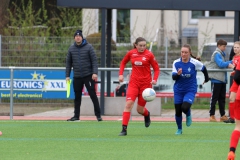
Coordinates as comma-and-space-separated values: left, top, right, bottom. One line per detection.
142, 88, 156, 102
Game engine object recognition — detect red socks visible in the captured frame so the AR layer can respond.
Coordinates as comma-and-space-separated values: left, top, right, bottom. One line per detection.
229, 102, 235, 119
142, 108, 149, 117
230, 130, 240, 150
122, 112, 131, 126
122, 108, 149, 126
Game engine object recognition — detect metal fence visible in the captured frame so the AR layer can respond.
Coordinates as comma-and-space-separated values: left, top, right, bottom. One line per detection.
0, 66, 234, 119
1, 35, 234, 68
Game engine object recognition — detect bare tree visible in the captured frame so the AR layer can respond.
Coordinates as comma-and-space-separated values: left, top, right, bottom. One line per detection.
198, 22, 214, 56
0, 0, 10, 34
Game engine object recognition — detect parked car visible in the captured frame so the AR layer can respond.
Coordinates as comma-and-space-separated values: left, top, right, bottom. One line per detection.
201, 42, 234, 62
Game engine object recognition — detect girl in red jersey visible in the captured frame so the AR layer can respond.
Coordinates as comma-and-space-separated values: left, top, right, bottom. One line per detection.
225, 42, 240, 124
118, 37, 160, 136
227, 41, 240, 160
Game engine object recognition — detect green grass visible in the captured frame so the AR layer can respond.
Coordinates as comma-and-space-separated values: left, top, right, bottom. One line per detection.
162, 102, 209, 109
161, 97, 229, 109
0, 121, 235, 160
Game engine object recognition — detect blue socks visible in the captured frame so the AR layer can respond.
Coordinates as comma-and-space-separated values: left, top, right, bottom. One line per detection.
175, 115, 182, 130
186, 109, 192, 127
186, 115, 192, 127
175, 116, 182, 135
175, 109, 192, 135
186, 109, 191, 117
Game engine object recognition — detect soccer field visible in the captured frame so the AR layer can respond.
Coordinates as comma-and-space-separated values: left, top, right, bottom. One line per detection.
0, 121, 235, 160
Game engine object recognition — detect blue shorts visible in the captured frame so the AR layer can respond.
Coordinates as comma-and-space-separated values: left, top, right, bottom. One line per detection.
174, 91, 196, 104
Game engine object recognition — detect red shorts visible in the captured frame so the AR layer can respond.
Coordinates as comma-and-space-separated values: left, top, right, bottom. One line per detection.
230, 80, 239, 93
126, 80, 152, 106
234, 100, 240, 120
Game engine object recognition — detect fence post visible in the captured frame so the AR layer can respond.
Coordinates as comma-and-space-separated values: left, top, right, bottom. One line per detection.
10, 67, 14, 120
100, 8, 106, 115
165, 37, 168, 68
164, 37, 169, 103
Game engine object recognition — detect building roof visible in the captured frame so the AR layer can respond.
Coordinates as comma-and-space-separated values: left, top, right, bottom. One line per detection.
57, 0, 240, 11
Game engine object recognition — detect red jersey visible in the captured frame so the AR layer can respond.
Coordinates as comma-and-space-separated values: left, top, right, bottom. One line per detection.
119, 49, 160, 83
231, 55, 240, 93
232, 55, 240, 66
235, 63, 240, 100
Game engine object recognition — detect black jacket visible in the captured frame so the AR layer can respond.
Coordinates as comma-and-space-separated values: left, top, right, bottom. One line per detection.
229, 47, 234, 61
65, 39, 98, 78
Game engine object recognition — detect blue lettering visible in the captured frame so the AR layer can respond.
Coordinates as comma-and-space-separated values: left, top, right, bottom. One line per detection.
50, 82, 64, 88
50, 82, 55, 88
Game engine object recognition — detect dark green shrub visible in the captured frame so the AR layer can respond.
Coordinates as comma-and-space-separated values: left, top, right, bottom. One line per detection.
86, 33, 117, 51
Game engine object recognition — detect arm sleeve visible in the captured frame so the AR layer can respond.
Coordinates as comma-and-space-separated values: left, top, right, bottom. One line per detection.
201, 66, 209, 82
194, 59, 204, 70
119, 52, 130, 75
89, 45, 98, 74
172, 73, 180, 80
150, 54, 160, 81
65, 49, 72, 77
214, 53, 231, 68
172, 60, 179, 80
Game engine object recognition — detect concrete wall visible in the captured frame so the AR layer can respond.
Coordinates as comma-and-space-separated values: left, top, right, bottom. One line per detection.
82, 9, 99, 36
82, 9, 235, 50
130, 10, 161, 43
198, 17, 234, 53
80, 97, 161, 116
163, 10, 180, 44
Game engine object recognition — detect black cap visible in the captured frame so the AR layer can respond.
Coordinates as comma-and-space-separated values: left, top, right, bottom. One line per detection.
74, 30, 83, 38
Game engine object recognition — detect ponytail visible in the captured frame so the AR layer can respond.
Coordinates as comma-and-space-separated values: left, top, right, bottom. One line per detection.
190, 54, 201, 61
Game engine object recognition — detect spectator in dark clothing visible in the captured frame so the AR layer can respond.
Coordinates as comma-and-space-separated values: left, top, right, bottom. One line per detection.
116, 84, 127, 96
224, 47, 236, 123
65, 29, 102, 122
229, 47, 235, 61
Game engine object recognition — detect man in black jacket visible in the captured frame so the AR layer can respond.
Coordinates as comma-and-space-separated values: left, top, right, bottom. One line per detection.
66, 30, 102, 121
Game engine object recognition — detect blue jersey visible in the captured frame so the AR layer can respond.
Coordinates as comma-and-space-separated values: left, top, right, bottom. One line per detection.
172, 58, 204, 93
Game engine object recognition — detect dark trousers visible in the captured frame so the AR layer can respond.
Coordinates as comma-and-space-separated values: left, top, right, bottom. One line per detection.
209, 83, 226, 116
73, 75, 101, 118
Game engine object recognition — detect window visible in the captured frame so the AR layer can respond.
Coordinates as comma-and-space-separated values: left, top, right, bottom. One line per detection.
189, 11, 225, 24
117, 9, 130, 43
98, 9, 130, 43
216, 34, 234, 42
192, 11, 205, 19
210, 11, 225, 17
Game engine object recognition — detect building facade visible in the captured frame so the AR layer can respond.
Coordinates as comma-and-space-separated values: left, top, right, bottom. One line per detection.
82, 9, 234, 56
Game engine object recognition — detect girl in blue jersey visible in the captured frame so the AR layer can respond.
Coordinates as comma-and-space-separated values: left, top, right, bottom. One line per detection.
172, 44, 209, 135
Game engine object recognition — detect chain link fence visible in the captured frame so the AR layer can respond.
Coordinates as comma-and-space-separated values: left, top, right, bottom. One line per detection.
1, 35, 217, 68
